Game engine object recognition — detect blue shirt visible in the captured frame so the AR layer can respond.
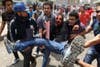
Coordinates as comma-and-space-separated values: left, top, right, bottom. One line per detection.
91, 19, 100, 36
27, 10, 35, 18
90, 19, 100, 52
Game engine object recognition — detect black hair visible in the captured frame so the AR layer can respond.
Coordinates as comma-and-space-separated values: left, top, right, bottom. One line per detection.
43, 1, 53, 9
69, 10, 80, 24
2, 0, 13, 6
69, 10, 79, 20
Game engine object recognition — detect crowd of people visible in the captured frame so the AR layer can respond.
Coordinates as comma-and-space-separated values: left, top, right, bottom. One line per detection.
0, 0, 100, 67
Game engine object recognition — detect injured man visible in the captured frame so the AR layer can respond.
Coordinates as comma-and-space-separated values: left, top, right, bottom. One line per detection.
10, 35, 85, 67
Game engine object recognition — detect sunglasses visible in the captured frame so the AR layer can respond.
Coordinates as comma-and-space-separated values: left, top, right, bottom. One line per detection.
96, 10, 100, 13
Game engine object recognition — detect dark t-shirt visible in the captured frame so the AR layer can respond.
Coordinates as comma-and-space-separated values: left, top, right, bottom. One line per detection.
54, 22, 69, 42
2, 11, 15, 23
2, 11, 15, 40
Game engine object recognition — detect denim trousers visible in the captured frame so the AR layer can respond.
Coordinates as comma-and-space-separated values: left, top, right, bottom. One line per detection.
15, 38, 66, 67
83, 46, 100, 67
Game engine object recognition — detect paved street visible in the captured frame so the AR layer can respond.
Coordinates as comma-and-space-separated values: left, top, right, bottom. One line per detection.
0, 18, 97, 67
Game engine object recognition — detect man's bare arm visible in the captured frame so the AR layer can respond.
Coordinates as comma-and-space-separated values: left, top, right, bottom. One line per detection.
84, 34, 100, 48
0, 21, 6, 35
77, 60, 94, 67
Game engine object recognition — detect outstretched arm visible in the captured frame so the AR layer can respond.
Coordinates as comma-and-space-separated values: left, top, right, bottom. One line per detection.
0, 21, 6, 36
84, 34, 100, 48
76, 59, 94, 67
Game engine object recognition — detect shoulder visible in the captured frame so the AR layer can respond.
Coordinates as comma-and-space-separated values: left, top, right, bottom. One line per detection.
37, 14, 45, 22
92, 18, 98, 25
2, 11, 7, 17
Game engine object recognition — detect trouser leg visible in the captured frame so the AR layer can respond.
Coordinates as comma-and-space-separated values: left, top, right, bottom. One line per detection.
13, 51, 19, 59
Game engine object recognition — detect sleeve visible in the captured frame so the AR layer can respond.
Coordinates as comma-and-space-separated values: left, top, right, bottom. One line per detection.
10, 21, 17, 41
37, 16, 44, 29
61, 22, 70, 40
2, 13, 7, 21
30, 19, 38, 34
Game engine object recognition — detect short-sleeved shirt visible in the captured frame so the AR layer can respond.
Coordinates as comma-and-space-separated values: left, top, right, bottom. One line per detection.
2, 11, 15, 40
90, 19, 100, 36
79, 12, 90, 26
2, 11, 15, 24
37, 14, 56, 40
89, 19, 100, 52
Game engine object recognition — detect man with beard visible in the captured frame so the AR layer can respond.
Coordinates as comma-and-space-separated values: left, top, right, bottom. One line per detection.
53, 14, 69, 42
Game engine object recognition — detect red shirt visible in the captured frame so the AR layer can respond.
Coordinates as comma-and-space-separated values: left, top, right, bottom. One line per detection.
86, 9, 94, 16
79, 12, 90, 26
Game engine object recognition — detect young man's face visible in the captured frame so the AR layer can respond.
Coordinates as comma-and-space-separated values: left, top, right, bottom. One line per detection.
5, 1, 13, 12
68, 16, 76, 26
29, 7, 33, 12
96, 6, 100, 21
43, 5, 52, 15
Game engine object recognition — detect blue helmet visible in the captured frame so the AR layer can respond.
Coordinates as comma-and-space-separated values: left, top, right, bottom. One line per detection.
14, 2, 26, 12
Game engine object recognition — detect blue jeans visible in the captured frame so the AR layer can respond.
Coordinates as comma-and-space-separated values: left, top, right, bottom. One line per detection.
15, 38, 66, 67
83, 46, 100, 67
